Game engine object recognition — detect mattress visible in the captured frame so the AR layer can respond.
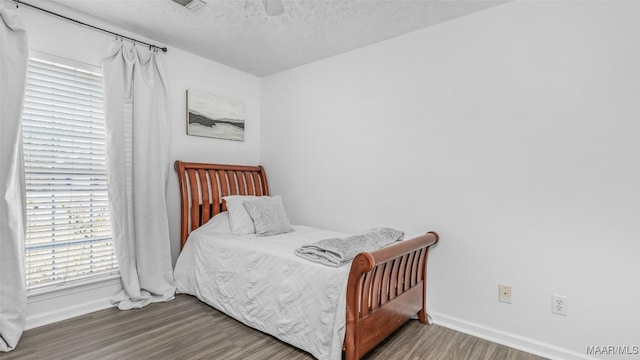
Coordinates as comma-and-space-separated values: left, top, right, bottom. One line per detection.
173, 222, 352, 360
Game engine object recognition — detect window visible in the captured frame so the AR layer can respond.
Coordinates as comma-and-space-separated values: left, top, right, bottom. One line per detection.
22, 53, 118, 292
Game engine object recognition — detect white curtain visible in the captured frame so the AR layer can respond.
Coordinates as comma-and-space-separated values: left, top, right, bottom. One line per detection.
0, 1, 28, 352
102, 40, 175, 310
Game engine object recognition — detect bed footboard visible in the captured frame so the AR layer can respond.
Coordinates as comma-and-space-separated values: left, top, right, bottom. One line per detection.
344, 231, 439, 360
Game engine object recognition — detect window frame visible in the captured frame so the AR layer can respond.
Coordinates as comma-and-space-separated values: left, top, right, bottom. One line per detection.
22, 50, 119, 297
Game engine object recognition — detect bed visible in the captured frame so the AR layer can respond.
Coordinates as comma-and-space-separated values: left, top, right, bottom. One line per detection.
173, 161, 439, 360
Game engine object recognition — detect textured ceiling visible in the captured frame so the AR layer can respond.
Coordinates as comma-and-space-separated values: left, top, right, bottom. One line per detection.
40, 0, 507, 77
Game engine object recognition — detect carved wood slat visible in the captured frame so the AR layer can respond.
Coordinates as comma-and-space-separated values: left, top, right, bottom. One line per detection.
209, 170, 220, 215
361, 272, 372, 317
404, 252, 416, 292
380, 260, 393, 306
389, 257, 401, 301
187, 169, 200, 232
235, 172, 242, 195
413, 251, 422, 286
258, 167, 269, 195
411, 249, 423, 286
198, 170, 211, 224
227, 170, 237, 195
245, 171, 255, 195
235, 171, 246, 195
232, 171, 241, 195
219, 170, 229, 197
366, 267, 377, 314
397, 254, 408, 296
218, 170, 229, 211
243, 171, 250, 194
371, 263, 385, 312
407, 251, 419, 288
252, 172, 262, 196
417, 248, 426, 282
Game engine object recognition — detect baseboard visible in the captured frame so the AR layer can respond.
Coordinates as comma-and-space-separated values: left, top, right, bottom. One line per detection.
25, 278, 122, 330
430, 312, 600, 360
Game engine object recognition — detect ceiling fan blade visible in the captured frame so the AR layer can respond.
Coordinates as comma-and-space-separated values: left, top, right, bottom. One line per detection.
264, 0, 284, 16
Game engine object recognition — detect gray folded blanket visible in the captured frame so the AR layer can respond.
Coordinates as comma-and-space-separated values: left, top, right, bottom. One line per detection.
295, 227, 404, 267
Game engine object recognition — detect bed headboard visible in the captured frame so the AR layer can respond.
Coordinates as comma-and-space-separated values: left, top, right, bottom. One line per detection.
174, 160, 270, 249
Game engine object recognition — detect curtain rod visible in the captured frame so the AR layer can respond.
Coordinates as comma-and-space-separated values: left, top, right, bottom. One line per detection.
15, 0, 168, 53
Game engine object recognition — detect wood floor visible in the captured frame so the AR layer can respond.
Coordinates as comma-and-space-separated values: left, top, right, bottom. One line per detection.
0, 294, 546, 360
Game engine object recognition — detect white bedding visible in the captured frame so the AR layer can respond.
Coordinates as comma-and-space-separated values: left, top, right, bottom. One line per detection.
173, 221, 352, 360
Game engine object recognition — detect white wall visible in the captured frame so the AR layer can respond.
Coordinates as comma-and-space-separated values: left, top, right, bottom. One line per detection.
260, 1, 640, 359
20, 4, 260, 328
163, 38, 261, 264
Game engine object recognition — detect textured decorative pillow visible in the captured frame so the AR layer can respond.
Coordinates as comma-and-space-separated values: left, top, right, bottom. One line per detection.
222, 195, 257, 235
243, 195, 293, 237
202, 211, 231, 233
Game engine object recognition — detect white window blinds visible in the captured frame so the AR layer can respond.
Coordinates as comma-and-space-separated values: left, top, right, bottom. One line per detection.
22, 55, 119, 291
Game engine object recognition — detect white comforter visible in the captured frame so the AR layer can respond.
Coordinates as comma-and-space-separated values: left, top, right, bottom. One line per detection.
173, 223, 352, 360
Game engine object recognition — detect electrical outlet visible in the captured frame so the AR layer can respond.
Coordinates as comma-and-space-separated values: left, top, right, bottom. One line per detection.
552, 294, 568, 316
499, 284, 512, 304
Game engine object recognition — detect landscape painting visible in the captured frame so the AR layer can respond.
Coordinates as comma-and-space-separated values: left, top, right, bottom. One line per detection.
186, 90, 245, 141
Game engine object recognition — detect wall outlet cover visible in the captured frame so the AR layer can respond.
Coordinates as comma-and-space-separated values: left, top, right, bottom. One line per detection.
499, 284, 512, 304
552, 294, 568, 316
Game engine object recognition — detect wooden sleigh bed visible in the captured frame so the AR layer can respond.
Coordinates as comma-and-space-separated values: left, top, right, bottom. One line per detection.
175, 160, 439, 360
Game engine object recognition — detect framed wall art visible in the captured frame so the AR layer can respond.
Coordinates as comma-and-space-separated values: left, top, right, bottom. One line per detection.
186, 90, 245, 141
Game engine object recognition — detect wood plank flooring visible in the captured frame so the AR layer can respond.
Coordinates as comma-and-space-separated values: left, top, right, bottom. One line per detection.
0, 294, 546, 360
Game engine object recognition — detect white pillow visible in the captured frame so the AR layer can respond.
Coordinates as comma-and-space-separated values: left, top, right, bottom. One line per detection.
202, 211, 231, 233
222, 195, 258, 235
243, 195, 293, 237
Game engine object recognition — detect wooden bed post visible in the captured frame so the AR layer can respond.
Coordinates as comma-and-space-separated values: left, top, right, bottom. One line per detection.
417, 234, 437, 325
175, 160, 189, 249
418, 246, 430, 324
345, 253, 375, 360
